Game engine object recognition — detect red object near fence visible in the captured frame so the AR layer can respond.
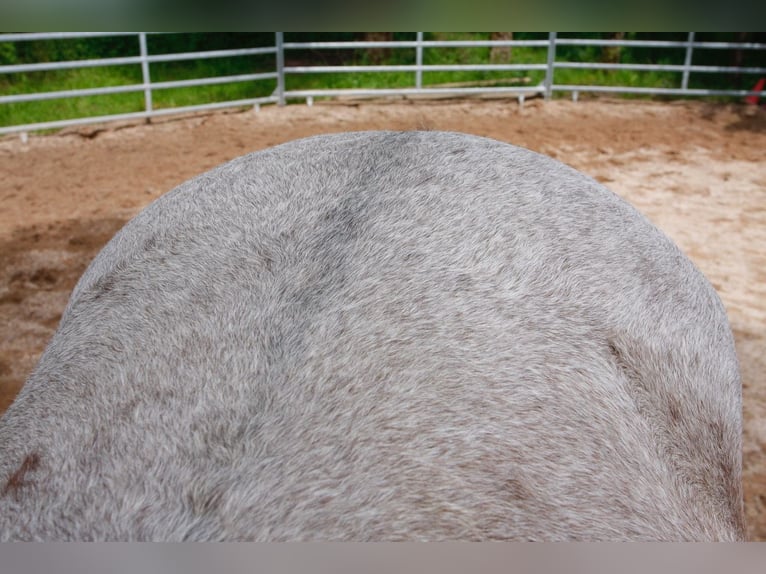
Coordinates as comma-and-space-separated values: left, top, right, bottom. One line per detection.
745, 77, 765, 105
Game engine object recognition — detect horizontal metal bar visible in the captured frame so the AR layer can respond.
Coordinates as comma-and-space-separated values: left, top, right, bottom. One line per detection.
555, 38, 766, 50
283, 40, 550, 49
686, 65, 766, 74
555, 62, 683, 71
0, 32, 138, 42
0, 72, 278, 105
0, 47, 279, 75
285, 65, 417, 73
0, 111, 151, 134
283, 41, 418, 49
146, 46, 277, 63
148, 72, 277, 90
284, 86, 545, 98
690, 41, 766, 50
550, 39, 683, 48
416, 63, 548, 72
0, 95, 280, 135
553, 84, 766, 96
555, 62, 766, 74
285, 64, 547, 74
0, 83, 146, 104
145, 95, 278, 115
419, 40, 551, 48
0, 56, 143, 74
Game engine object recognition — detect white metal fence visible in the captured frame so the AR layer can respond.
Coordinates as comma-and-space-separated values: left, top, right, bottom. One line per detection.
1, 32, 765, 135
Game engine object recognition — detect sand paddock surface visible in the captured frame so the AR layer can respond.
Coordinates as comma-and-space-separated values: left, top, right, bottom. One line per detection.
1, 97, 764, 539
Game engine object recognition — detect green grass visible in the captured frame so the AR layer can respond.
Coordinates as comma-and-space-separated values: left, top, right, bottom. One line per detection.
553, 68, 679, 90
0, 56, 279, 128
0, 32, 753, 130
0, 66, 143, 127
283, 37, 549, 95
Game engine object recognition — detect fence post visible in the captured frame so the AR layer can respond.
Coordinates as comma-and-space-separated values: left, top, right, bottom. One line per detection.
138, 33, 153, 122
416, 32, 423, 89
682, 32, 695, 91
545, 32, 557, 101
276, 32, 285, 106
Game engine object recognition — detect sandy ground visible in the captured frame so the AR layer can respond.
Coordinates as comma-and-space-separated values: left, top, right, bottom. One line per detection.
0, 96, 764, 539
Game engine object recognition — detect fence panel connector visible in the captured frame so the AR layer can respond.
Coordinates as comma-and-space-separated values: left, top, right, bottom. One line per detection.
682, 32, 696, 91
138, 33, 152, 123
416, 32, 424, 89
544, 32, 557, 100
276, 32, 285, 106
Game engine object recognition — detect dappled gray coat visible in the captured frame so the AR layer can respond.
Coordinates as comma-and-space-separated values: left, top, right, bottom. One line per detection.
0, 131, 745, 541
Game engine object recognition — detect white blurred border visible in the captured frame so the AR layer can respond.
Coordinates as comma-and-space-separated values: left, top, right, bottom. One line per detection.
0, 543, 763, 574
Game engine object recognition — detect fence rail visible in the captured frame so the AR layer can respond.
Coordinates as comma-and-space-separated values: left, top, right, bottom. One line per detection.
1, 32, 765, 135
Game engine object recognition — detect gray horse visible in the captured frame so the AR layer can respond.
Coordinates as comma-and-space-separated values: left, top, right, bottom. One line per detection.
0, 131, 745, 541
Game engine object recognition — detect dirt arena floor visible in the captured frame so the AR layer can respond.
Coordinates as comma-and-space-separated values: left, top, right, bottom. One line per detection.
0, 96, 764, 539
